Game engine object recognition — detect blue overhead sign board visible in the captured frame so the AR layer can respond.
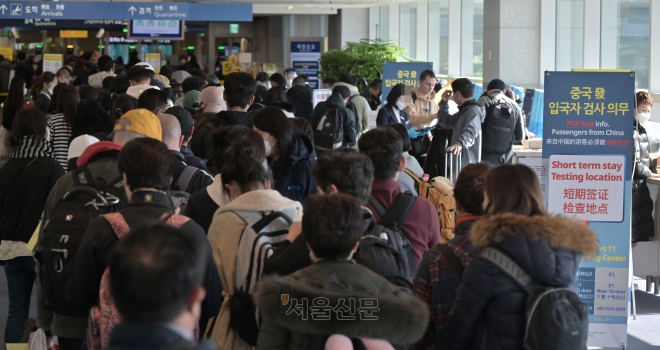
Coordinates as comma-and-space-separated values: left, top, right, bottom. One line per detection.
0, 2, 252, 21
125, 2, 188, 20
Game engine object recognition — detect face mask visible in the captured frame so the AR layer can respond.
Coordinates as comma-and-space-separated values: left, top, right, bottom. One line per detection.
23, 88, 27, 96
264, 136, 273, 157
48, 86, 54, 95
636, 112, 651, 126
395, 101, 406, 110
262, 159, 269, 171
286, 79, 293, 87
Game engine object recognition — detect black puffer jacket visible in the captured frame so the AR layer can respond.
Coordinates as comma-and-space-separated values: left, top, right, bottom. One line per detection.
447, 214, 598, 350
309, 92, 357, 147
633, 123, 656, 242
271, 133, 317, 205
287, 85, 313, 119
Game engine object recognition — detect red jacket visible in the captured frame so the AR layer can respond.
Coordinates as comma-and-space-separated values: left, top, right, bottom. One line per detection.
367, 179, 441, 266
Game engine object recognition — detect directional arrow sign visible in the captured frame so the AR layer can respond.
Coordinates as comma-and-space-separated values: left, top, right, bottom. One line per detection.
0, 5, 7, 15
128, 6, 136, 15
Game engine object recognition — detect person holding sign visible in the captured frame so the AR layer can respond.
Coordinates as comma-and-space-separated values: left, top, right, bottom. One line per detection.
632, 91, 658, 243
436, 78, 485, 169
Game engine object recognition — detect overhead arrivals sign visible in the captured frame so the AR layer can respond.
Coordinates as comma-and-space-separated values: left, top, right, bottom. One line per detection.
0, 2, 252, 21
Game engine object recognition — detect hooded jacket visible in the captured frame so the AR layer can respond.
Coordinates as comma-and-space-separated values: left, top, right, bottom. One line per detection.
404, 86, 440, 129
189, 111, 252, 159
446, 214, 598, 350
286, 85, 313, 119
88, 71, 117, 89
309, 93, 357, 147
206, 189, 303, 350
36, 141, 124, 339
126, 84, 159, 100
332, 82, 371, 133
270, 133, 317, 205
437, 99, 485, 168
255, 261, 430, 350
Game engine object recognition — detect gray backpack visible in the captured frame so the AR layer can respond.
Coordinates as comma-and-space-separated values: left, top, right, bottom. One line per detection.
480, 247, 589, 350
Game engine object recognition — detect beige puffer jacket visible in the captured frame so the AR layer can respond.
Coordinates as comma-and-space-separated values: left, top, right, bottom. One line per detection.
405, 86, 440, 129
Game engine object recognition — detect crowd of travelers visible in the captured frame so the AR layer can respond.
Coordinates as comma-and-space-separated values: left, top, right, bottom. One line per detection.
0, 50, 601, 350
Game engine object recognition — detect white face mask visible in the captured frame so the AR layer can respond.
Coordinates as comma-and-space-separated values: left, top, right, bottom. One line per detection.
395, 101, 406, 110
47, 86, 54, 95
262, 159, 269, 171
636, 112, 651, 126
264, 136, 273, 157
23, 88, 27, 96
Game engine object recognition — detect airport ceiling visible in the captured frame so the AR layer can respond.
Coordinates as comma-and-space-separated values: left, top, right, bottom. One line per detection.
59, 0, 420, 15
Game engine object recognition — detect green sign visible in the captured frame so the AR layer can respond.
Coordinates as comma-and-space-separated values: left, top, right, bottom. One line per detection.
187, 46, 195, 50
229, 23, 239, 34
218, 46, 226, 50
0, 30, 12, 37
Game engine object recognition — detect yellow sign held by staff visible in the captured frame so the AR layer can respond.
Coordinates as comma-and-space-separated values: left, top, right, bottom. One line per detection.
232, 65, 242, 73
222, 61, 232, 75
0, 47, 13, 61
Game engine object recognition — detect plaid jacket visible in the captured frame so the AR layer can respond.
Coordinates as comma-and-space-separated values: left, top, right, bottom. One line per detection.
412, 217, 480, 350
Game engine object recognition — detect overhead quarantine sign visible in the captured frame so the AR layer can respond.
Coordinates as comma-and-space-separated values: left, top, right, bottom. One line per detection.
543, 71, 634, 348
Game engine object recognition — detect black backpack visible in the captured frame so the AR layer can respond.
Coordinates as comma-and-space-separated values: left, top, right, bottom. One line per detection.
480, 247, 589, 350
346, 95, 362, 136
482, 97, 516, 155
36, 168, 124, 317
168, 165, 197, 213
314, 108, 344, 151
367, 192, 418, 277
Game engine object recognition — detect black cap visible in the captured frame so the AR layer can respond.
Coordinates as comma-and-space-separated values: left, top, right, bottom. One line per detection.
487, 78, 506, 91
165, 106, 194, 139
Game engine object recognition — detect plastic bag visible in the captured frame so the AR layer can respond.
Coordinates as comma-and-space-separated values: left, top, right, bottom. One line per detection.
29, 329, 59, 350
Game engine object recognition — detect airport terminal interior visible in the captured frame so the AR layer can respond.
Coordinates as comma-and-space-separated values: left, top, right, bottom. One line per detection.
0, 0, 660, 349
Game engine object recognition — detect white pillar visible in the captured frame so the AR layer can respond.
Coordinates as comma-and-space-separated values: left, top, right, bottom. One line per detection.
582, 0, 600, 69
600, 1, 618, 69
447, 0, 462, 77
539, 0, 556, 85
460, 0, 474, 77
388, 4, 400, 44
369, 7, 379, 40
649, 0, 660, 93
416, 2, 428, 62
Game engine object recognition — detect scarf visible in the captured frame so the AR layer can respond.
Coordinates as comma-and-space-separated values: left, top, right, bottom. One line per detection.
9, 135, 52, 159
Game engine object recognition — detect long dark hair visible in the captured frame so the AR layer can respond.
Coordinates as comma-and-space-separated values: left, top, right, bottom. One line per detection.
113, 94, 138, 122
70, 100, 114, 143
56, 84, 80, 126
252, 106, 294, 181
9, 108, 47, 147
31, 72, 55, 101
47, 83, 65, 114
208, 126, 266, 176
2, 77, 26, 130
484, 164, 547, 217
265, 86, 287, 103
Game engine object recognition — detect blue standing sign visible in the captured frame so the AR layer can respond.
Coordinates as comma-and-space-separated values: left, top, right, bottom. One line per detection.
290, 41, 321, 89
381, 62, 433, 107
542, 71, 635, 348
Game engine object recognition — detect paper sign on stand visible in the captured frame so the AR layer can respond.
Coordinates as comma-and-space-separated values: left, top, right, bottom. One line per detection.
312, 89, 332, 108
367, 111, 378, 130
145, 53, 161, 73
42, 53, 62, 74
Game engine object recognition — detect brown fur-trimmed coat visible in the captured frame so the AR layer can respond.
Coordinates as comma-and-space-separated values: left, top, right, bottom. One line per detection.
446, 214, 598, 350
